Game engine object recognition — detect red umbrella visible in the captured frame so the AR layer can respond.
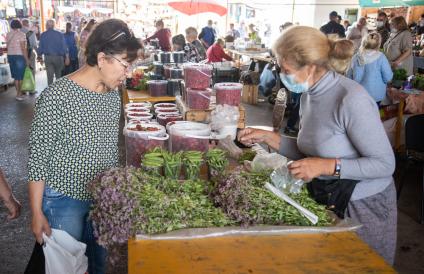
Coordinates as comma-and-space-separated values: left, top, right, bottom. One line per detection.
168, 0, 227, 16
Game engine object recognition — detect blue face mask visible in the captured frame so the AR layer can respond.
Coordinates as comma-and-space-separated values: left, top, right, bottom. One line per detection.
279, 72, 309, 93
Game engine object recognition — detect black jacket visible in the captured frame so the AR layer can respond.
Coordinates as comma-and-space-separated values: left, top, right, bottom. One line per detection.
320, 21, 346, 38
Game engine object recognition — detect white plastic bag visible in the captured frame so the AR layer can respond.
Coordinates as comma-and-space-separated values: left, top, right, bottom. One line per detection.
43, 229, 88, 274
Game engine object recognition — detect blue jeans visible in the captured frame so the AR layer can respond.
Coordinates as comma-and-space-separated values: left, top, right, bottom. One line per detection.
42, 186, 107, 274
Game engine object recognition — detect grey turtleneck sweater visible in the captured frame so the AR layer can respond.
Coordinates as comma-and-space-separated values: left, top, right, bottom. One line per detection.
279, 71, 395, 201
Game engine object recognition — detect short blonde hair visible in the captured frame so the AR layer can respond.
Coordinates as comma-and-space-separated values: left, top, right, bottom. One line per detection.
328, 39, 354, 74
272, 26, 349, 69
360, 32, 381, 51
391, 16, 408, 31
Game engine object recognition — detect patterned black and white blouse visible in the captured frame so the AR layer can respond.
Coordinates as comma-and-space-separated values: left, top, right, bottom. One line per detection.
183, 42, 201, 63
28, 77, 121, 200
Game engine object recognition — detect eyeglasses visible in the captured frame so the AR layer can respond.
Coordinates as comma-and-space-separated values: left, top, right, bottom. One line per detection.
108, 55, 130, 70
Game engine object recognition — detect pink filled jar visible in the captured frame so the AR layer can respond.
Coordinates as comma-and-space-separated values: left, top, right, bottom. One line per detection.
214, 82, 243, 106
124, 122, 168, 167
155, 108, 179, 115
183, 63, 212, 89
186, 88, 212, 110
156, 113, 183, 126
167, 121, 211, 152
148, 80, 168, 97
127, 112, 153, 121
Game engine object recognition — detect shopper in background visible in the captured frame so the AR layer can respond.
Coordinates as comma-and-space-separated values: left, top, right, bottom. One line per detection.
238, 22, 247, 39
248, 23, 260, 42
346, 17, 368, 52
21, 19, 37, 76
28, 18, 142, 273
63, 22, 79, 75
145, 19, 172, 52
376, 12, 390, 49
206, 38, 233, 63
172, 34, 201, 63
79, 19, 96, 48
238, 26, 396, 265
6, 19, 30, 101
384, 16, 413, 75
417, 14, 424, 35
37, 19, 69, 85
0, 169, 21, 220
227, 23, 240, 39
328, 39, 354, 75
343, 20, 351, 32
199, 20, 216, 49
347, 32, 393, 105
78, 19, 96, 66
185, 27, 206, 61
320, 11, 346, 38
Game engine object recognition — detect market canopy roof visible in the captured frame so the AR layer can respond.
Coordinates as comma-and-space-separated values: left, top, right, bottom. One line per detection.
168, 0, 227, 16
359, 0, 424, 7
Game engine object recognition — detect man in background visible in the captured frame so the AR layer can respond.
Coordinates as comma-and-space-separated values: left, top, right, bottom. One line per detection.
320, 11, 346, 38
145, 19, 172, 52
37, 19, 69, 85
227, 23, 240, 39
376, 11, 390, 48
199, 20, 216, 49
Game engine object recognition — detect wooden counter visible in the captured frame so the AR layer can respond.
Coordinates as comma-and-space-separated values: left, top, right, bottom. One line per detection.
128, 231, 395, 274
122, 87, 176, 106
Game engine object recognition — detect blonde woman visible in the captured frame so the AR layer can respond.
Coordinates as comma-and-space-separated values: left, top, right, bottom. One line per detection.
238, 26, 396, 265
328, 39, 354, 75
347, 32, 393, 105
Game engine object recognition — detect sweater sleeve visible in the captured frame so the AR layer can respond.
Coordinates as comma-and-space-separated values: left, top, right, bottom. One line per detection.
380, 54, 393, 84
28, 87, 63, 182
339, 93, 395, 180
278, 135, 305, 160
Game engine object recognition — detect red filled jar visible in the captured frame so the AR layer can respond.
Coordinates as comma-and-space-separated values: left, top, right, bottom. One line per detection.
214, 82, 243, 106
167, 121, 211, 152
186, 88, 211, 110
154, 103, 177, 109
156, 113, 183, 126
124, 122, 168, 167
155, 108, 179, 115
125, 107, 150, 115
148, 80, 168, 97
127, 112, 153, 121
183, 63, 212, 89
125, 102, 152, 109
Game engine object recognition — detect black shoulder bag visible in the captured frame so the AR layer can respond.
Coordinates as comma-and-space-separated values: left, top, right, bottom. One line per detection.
307, 178, 359, 219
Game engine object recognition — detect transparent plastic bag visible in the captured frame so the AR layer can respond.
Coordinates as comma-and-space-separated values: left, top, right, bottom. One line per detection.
217, 135, 243, 159
270, 161, 305, 194
251, 153, 287, 172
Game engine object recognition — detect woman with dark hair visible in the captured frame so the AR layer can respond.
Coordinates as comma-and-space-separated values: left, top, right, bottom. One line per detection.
63, 22, 79, 75
6, 19, 30, 100
79, 19, 96, 66
28, 19, 142, 273
384, 16, 413, 75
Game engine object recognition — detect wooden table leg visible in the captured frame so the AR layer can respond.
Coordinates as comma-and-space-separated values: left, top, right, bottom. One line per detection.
395, 99, 405, 151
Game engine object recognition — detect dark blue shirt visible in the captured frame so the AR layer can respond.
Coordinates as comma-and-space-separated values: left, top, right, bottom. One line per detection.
64, 31, 78, 60
37, 29, 68, 57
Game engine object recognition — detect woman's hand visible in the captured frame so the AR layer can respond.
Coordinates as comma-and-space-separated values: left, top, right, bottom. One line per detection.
3, 194, 21, 220
288, 157, 336, 182
31, 211, 51, 244
237, 128, 269, 146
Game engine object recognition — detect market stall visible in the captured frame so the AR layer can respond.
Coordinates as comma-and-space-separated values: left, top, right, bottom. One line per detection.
379, 68, 424, 150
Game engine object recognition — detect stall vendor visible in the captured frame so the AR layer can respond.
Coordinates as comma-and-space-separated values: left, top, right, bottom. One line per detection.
206, 39, 233, 63
145, 19, 172, 52
238, 26, 396, 265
